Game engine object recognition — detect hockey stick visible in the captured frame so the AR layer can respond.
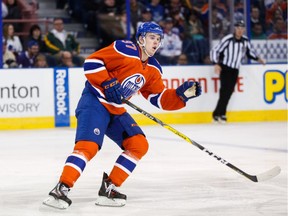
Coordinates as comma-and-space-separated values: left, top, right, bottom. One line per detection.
123, 99, 281, 182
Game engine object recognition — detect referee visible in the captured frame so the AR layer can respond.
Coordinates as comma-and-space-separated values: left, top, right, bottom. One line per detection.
210, 20, 266, 123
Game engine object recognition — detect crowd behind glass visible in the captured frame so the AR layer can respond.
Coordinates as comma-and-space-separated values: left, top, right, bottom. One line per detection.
2, 0, 287, 68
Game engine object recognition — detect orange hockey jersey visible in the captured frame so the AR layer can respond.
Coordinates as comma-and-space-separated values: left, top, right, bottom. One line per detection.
83, 40, 185, 115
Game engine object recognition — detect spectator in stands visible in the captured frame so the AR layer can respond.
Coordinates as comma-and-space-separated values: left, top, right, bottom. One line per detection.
119, 10, 135, 40
170, 9, 186, 40
136, 7, 153, 31
2, 2, 8, 18
164, 1, 189, 38
266, 8, 285, 35
176, 53, 188, 65
98, 0, 123, 14
250, 6, 265, 33
251, 22, 267, 39
267, 17, 288, 39
67, 0, 86, 21
17, 40, 39, 68
3, 23, 23, 56
2, 39, 18, 68
163, 0, 188, 21
211, 0, 230, 36
211, 6, 224, 39
183, 10, 208, 64
57, 51, 75, 67
265, 0, 287, 29
184, 11, 205, 41
34, 53, 49, 68
251, 0, 266, 14
27, 24, 57, 67
44, 18, 84, 66
234, 0, 244, 22
27, 24, 46, 52
97, 9, 136, 42
124, 0, 146, 32
211, 0, 228, 19
82, 0, 100, 32
97, 0, 123, 48
146, 0, 165, 23
187, 0, 209, 33
4, 0, 22, 32
157, 17, 182, 65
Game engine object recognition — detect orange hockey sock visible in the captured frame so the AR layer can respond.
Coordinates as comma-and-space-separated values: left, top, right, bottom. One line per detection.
60, 140, 99, 187
109, 134, 148, 186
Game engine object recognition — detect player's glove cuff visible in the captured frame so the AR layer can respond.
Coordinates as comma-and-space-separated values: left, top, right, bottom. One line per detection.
176, 81, 202, 102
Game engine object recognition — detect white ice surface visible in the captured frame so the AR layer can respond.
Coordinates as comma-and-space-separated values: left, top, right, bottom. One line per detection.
0, 122, 287, 216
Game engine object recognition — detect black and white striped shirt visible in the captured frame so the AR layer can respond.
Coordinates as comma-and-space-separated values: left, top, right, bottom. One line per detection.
210, 34, 259, 69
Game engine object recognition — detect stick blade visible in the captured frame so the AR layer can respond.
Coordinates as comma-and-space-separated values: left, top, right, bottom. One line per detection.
256, 166, 281, 182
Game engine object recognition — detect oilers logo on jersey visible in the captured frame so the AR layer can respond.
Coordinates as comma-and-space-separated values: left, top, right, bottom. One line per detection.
121, 74, 145, 98
83, 40, 185, 115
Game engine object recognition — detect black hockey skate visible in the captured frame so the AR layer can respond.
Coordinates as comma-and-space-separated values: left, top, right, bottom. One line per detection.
213, 115, 227, 124
95, 172, 127, 207
43, 182, 72, 209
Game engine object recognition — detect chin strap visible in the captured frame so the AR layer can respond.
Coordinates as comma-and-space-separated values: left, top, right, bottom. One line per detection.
137, 37, 152, 57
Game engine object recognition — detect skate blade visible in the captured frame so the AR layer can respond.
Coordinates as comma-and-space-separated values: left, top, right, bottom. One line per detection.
212, 119, 226, 124
95, 196, 126, 207
43, 195, 69, 210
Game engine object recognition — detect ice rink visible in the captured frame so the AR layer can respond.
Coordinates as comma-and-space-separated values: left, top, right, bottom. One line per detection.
0, 121, 287, 216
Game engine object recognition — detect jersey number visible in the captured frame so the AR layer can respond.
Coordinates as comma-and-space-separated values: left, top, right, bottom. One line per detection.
122, 40, 137, 50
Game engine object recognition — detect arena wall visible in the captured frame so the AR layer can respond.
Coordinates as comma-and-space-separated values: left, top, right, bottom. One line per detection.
0, 64, 286, 130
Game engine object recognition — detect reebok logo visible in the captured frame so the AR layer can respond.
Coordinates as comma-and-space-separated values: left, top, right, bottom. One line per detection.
54, 68, 70, 127
55, 69, 68, 115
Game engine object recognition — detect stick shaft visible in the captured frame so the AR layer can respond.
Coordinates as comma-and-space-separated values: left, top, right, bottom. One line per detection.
123, 99, 258, 182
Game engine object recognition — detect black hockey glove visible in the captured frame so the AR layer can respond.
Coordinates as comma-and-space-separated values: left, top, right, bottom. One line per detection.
101, 78, 123, 104
176, 81, 202, 102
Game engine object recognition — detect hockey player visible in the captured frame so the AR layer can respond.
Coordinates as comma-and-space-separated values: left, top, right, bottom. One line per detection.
43, 22, 202, 209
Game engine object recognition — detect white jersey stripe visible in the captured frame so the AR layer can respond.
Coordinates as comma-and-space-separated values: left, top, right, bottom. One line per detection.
84, 66, 106, 74
84, 59, 104, 64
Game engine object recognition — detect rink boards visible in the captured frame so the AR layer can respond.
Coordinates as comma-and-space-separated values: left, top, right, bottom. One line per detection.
0, 64, 286, 129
